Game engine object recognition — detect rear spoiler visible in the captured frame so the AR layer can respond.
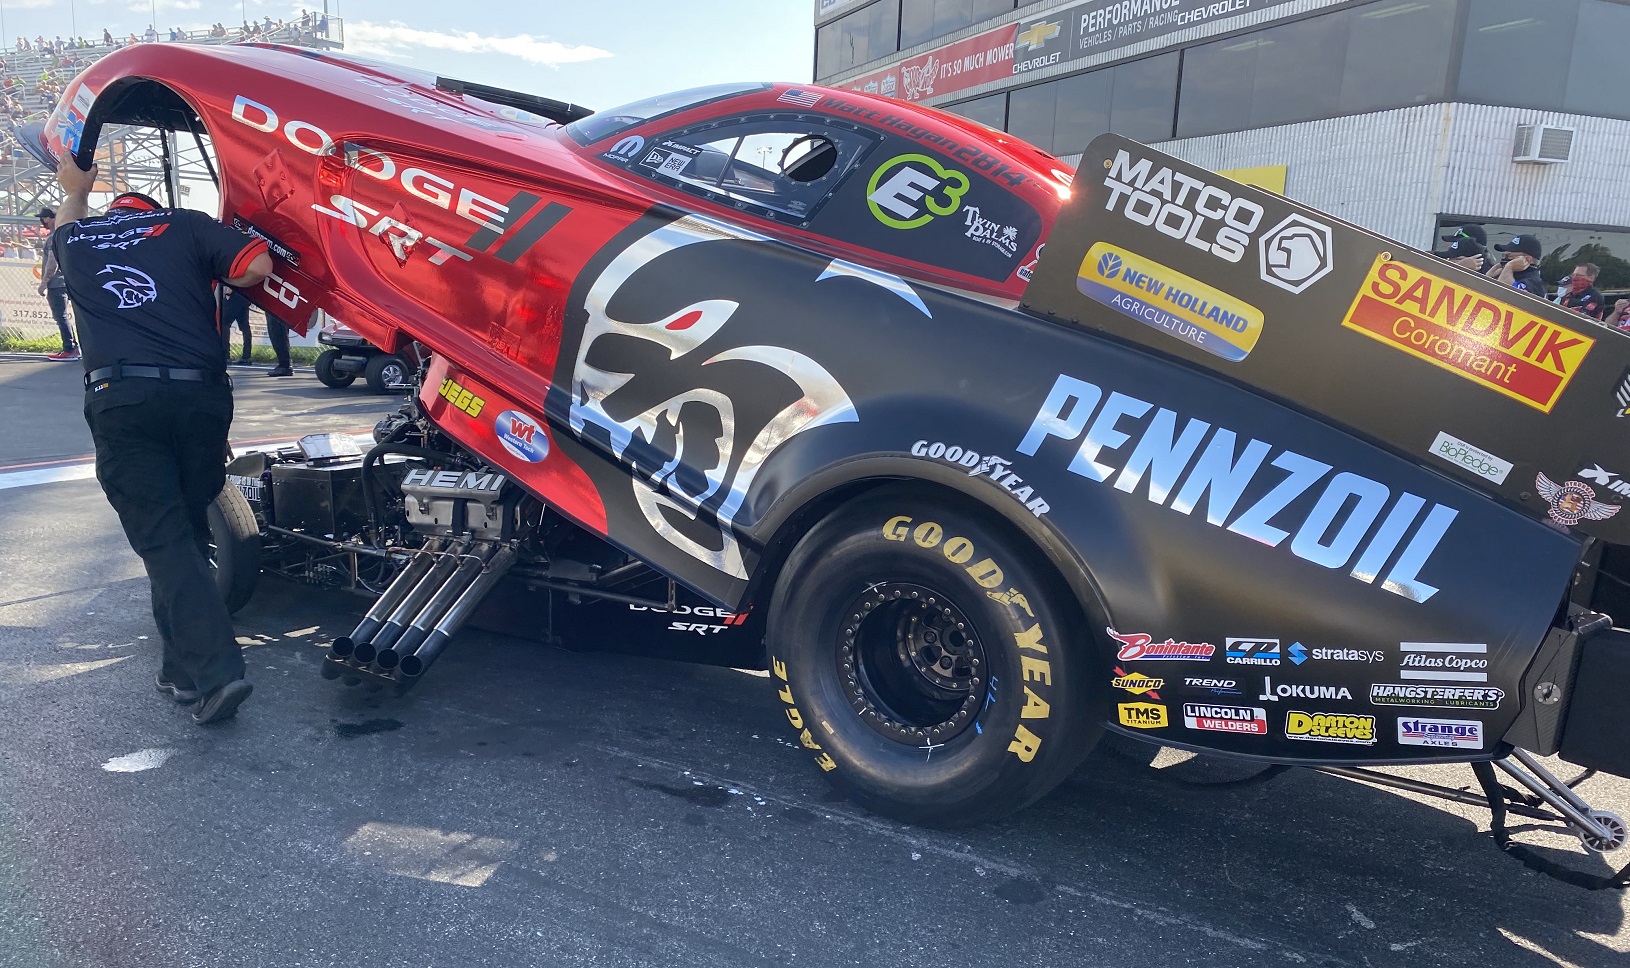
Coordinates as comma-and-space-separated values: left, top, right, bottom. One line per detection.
1023, 133, 1630, 546
433, 76, 592, 126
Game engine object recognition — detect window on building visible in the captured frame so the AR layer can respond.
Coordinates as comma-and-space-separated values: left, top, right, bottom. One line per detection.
1564, 0, 1630, 118
1441, 218, 1630, 296
1179, 0, 1459, 138
1339, 0, 1457, 115
816, 1, 902, 79
944, 94, 1008, 131
1109, 52, 1179, 144
900, 0, 1014, 49
1457, 0, 1580, 111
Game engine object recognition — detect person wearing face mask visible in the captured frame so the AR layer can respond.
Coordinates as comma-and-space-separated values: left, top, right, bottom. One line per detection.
1441, 224, 1493, 273
1557, 262, 1606, 321
1488, 234, 1548, 300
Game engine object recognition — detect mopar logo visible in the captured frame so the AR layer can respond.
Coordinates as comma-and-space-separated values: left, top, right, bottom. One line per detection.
495, 410, 548, 463
1097, 252, 1123, 280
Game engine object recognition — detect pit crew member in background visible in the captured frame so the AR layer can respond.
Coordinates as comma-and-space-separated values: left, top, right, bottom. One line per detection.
52, 152, 273, 725
35, 206, 78, 361
1489, 234, 1548, 299
1558, 262, 1606, 320
222, 286, 293, 375
1441, 224, 1493, 273
1439, 234, 1486, 273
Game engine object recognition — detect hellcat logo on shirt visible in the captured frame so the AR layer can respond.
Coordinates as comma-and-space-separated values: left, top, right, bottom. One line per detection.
98, 265, 158, 308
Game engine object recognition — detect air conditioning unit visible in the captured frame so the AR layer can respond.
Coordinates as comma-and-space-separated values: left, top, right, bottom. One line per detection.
1513, 124, 1575, 164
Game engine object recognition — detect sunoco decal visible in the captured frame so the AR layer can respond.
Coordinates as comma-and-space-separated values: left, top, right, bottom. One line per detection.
495, 410, 548, 463
1077, 242, 1262, 362
1341, 256, 1594, 413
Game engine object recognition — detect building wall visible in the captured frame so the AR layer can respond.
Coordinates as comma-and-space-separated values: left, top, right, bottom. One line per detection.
1052, 103, 1630, 252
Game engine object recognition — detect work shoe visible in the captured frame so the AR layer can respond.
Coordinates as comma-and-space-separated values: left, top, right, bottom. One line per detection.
192, 680, 253, 724
155, 677, 201, 704
236, 355, 252, 365
46, 349, 80, 361
266, 365, 293, 377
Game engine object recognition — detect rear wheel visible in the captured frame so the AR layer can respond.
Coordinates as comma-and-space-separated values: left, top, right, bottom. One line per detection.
207, 483, 261, 614
313, 349, 355, 388
768, 488, 1101, 826
365, 354, 409, 393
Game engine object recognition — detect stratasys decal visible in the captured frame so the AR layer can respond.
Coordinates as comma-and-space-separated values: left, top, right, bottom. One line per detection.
1020, 373, 1459, 603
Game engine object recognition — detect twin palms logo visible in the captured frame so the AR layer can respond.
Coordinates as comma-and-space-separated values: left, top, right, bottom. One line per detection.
1097, 251, 1123, 280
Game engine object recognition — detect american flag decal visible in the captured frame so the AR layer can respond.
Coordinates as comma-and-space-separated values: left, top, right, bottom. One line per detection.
777, 89, 823, 107
1617, 367, 1630, 418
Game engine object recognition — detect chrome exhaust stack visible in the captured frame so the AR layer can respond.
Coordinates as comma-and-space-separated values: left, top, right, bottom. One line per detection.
323, 538, 446, 679
399, 545, 518, 682
374, 542, 495, 671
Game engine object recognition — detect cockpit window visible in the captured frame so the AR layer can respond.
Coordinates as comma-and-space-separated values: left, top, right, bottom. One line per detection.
566, 83, 768, 145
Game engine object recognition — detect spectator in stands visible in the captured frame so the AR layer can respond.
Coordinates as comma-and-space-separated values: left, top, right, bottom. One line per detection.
144, 25, 157, 44
318, 15, 329, 35
103, 29, 115, 47
1490, 234, 1549, 299
1606, 300, 1629, 330
1560, 263, 1607, 320
35, 208, 78, 361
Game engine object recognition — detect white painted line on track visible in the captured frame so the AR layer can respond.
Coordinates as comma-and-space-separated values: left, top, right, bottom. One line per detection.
0, 431, 372, 492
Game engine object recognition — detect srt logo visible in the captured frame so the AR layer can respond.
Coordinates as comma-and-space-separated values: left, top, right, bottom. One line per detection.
98, 265, 157, 308
569, 215, 915, 579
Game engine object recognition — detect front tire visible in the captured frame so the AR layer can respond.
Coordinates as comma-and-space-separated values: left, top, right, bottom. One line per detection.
364, 354, 409, 394
768, 489, 1101, 826
208, 483, 261, 614
313, 349, 355, 388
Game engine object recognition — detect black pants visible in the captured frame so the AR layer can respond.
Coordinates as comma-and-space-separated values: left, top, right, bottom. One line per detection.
222, 290, 252, 360
46, 287, 75, 352
265, 313, 291, 368
85, 378, 244, 695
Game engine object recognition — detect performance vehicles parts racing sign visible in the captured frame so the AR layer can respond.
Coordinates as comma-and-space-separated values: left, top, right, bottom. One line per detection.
1024, 133, 1630, 547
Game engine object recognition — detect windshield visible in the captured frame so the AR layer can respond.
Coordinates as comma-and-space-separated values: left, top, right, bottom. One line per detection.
566, 83, 768, 145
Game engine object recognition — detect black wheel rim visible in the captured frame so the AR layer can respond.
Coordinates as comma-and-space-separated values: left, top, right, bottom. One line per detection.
837, 582, 986, 747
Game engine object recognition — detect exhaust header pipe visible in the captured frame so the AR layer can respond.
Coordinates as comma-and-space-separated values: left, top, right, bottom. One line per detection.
399, 546, 517, 679
328, 538, 445, 669
352, 540, 469, 665
374, 543, 494, 670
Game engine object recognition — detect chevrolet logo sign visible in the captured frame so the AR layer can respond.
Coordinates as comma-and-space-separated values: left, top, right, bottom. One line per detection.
1017, 21, 1061, 51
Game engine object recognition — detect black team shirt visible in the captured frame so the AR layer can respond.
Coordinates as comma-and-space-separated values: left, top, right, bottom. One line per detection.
52, 207, 267, 373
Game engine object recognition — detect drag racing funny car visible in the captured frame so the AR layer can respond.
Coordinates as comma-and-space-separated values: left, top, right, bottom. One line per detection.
23, 42, 1630, 885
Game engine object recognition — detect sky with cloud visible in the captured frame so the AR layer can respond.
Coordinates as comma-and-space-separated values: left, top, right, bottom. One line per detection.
0, 0, 814, 108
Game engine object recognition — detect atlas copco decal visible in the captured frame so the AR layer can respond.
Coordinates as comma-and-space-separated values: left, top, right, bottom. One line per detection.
1399, 642, 1489, 683
1183, 703, 1268, 736
1100, 149, 1335, 293
1107, 628, 1215, 662
1020, 374, 1459, 603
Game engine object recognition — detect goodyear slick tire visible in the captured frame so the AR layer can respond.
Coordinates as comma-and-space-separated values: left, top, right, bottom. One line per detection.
208, 482, 261, 614
313, 350, 355, 389
768, 488, 1100, 827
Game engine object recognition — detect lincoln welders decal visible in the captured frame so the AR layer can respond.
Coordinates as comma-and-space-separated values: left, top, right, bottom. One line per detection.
1020, 373, 1459, 602
568, 215, 875, 579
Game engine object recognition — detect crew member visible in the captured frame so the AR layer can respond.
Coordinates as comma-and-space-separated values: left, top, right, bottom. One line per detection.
1490, 234, 1548, 300
35, 207, 78, 360
1559, 262, 1606, 320
222, 286, 293, 374
52, 153, 272, 724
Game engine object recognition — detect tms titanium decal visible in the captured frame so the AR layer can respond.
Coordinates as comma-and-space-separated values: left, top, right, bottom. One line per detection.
1183, 703, 1268, 736
1535, 473, 1621, 528
1110, 668, 1162, 698
1285, 711, 1377, 746
1225, 638, 1280, 666
1341, 257, 1594, 413
569, 216, 862, 579
495, 410, 549, 463
1258, 677, 1353, 702
1117, 702, 1168, 729
1370, 684, 1503, 710
867, 154, 970, 230
910, 440, 1050, 516
1020, 374, 1459, 603
1428, 432, 1513, 485
1077, 242, 1263, 362
1107, 628, 1215, 662
1578, 464, 1630, 499
1397, 717, 1484, 750
1398, 642, 1488, 683
1286, 644, 1386, 665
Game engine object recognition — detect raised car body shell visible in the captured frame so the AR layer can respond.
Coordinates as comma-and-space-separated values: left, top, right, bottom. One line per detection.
42, 44, 1623, 768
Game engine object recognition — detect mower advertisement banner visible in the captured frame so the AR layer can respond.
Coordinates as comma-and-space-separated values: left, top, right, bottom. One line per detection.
1023, 132, 1630, 547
